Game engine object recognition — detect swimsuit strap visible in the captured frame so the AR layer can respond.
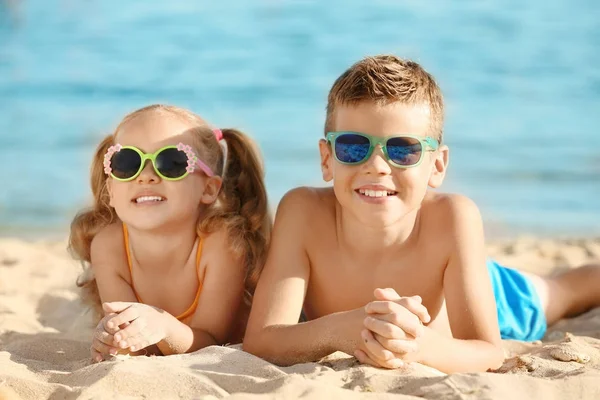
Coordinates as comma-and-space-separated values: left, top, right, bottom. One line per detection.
122, 223, 204, 321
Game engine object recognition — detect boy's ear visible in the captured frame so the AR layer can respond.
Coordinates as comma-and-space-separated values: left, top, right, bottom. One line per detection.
318, 139, 333, 182
428, 144, 449, 188
200, 176, 223, 204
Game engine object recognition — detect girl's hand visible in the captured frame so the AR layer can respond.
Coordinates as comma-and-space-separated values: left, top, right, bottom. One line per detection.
90, 313, 121, 362
102, 302, 170, 352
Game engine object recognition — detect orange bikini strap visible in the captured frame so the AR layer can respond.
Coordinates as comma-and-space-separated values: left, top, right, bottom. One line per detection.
122, 222, 204, 320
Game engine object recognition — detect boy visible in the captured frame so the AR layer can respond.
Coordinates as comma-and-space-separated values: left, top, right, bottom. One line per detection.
242, 55, 600, 373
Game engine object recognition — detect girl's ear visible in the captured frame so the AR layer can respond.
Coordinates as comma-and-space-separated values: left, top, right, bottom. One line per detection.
199, 176, 223, 204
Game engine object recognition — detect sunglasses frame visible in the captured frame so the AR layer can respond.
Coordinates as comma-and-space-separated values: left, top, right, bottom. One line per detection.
104, 143, 214, 182
325, 131, 440, 168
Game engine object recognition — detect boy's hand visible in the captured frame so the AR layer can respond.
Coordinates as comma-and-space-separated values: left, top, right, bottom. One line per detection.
355, 288, 431, 369
90, 313, 121, 362
102, 302, 170, 352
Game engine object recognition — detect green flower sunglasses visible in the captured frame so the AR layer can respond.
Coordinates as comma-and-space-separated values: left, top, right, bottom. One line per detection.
103, 142, 214, 182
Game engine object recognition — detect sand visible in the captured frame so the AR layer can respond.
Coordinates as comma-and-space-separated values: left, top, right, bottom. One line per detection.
1, 236, 599, 399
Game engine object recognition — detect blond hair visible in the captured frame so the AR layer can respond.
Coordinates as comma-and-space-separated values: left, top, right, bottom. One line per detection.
69, 104, 271, 316
325, 55, 444, 140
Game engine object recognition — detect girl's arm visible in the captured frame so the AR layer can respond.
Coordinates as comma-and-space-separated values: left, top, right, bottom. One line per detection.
89, 223, 140, 361
91, 223, 139, 304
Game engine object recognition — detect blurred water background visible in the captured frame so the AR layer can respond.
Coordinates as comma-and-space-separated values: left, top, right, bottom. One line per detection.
0, 0, 599, 238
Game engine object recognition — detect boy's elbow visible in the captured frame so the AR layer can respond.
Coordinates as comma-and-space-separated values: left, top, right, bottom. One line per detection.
486, 342, 506, 371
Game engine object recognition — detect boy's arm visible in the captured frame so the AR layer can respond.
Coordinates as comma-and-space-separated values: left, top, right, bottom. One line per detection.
243, 188, 368, 366
416, 196, 504, 373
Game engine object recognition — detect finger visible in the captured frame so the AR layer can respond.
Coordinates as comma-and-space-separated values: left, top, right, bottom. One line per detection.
373, 332, 418, 355
385, 311, 423, 338
106, 307, 140, 330
104, 324, 120, 335
361, 329, 396, 362
113, 319, 146, 344
109, 320, 131, 334
398, 296, 431, 323
122, 333, 151, 352
364, 315, 414, 340
127, 324, 164, 351
102, 312, 118, 321
94, 328, 116, 346
373, 288, 402, 301
368, 310, 423, 339
354, 349, 381, 368
99, 313, 120, 334
92, 338, 119, 357
103, 301, 135, 314
90, 347, 103, 363
367, 297, 430, 325
361, 330, 405, 369
365, 300, 400, 314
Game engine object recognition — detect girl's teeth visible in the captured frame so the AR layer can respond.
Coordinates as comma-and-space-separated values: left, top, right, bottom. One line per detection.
135, 196, 164, 203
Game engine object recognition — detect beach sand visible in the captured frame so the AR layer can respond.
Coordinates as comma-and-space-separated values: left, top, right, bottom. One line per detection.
1, 236, 599, 399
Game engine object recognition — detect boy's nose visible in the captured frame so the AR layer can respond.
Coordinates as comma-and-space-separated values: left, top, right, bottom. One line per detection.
363, 146, 392, 175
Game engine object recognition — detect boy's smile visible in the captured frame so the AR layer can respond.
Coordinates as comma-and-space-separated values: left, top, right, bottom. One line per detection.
355, 185, 398, 204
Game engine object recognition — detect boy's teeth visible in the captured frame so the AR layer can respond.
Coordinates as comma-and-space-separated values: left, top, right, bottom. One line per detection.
358, 189, 395, 197
135, 196, 164, 203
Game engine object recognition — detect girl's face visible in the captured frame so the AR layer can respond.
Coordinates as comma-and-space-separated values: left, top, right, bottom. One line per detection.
107, 115, 221, 232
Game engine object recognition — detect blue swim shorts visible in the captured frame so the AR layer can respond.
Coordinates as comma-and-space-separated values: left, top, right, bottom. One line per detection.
487, 259, 547, 341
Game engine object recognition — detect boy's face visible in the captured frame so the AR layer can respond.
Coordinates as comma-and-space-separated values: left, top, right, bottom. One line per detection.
319, 101, 449, 226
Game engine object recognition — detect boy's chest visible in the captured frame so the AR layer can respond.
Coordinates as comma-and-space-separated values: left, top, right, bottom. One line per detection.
303, 245, 446, 319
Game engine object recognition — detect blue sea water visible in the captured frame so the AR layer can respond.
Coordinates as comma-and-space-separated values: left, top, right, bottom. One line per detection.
0, 0, 599, 237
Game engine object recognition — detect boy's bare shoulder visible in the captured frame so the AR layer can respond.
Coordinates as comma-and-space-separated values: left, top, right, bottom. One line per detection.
421, 192, 483, 232
423, 192, 480, 212
277, 186, 336, 220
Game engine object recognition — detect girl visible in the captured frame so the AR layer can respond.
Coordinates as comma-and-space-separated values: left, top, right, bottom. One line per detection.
69, 104, 271, 362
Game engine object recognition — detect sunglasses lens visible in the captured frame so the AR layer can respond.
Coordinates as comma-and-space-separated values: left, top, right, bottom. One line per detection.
386, 137, 423, 166
334, 134, 370, 164
155, 148, 189, 178
111, 148, 142, 179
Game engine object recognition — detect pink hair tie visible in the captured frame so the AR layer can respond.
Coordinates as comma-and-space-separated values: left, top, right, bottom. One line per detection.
213, 128, 223, 141
214, 128, 228, 176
